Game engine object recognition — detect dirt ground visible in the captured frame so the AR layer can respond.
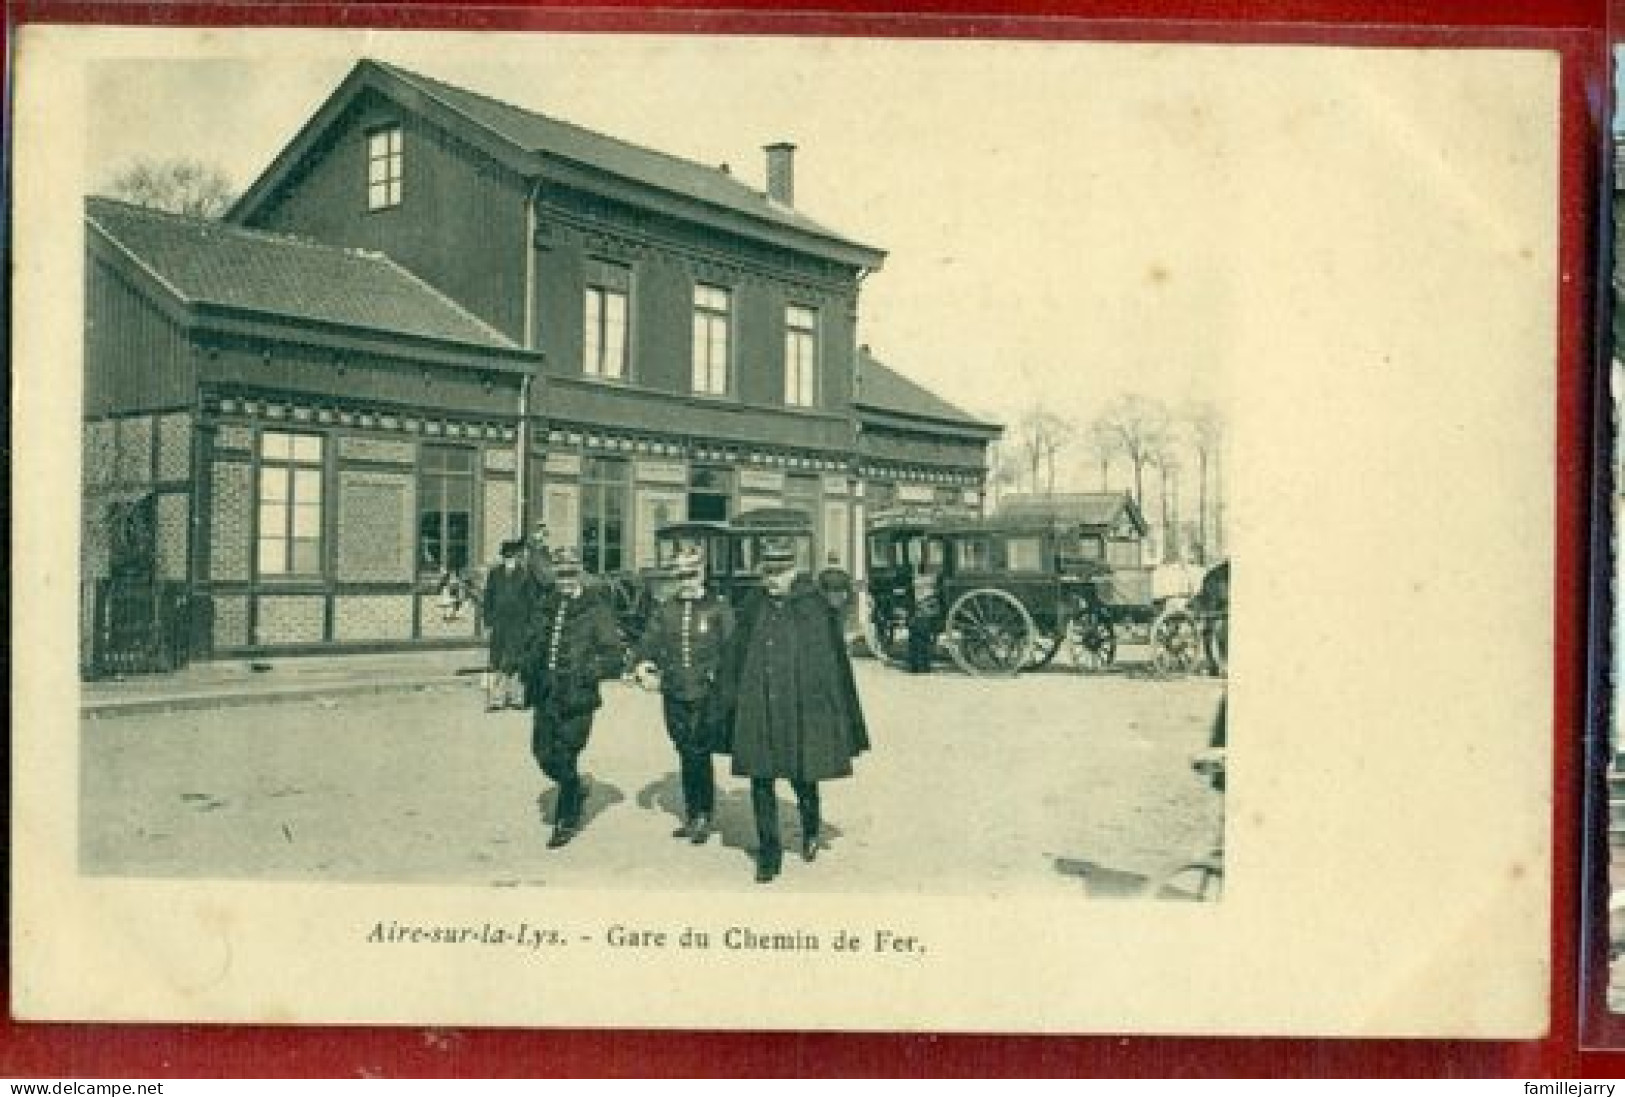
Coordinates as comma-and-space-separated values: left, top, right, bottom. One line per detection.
80, 658, 1226, 897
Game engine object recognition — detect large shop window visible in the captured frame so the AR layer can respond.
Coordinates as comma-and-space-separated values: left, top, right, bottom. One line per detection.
784, 305, 818, 407
419, 445, 474, 577
257, 431, 325, 577
367, 125, 403, 210
691, 283, 731, 396
581, 456, 629, 574
583, 260, 630, 380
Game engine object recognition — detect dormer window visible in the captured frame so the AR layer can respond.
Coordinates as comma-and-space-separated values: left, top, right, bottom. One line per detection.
367, 125, 403, 210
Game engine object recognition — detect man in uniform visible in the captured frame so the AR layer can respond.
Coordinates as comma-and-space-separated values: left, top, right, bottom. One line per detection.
708, 537, 870, 883
522, 547, 626, 848
632, 546, 735, 845
480, 538, 536, 710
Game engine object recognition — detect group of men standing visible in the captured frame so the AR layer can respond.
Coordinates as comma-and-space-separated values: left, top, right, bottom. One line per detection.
478, 523, 870, 884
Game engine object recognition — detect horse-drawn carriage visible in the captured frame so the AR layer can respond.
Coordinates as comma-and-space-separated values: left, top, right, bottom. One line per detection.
862, 511, 1227, 678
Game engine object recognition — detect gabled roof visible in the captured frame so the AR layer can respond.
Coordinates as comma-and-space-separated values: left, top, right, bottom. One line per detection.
995, 492, 1149, 536
87, 196, 531, 360
230, 59, 885, 271
855, 347, 1000, 435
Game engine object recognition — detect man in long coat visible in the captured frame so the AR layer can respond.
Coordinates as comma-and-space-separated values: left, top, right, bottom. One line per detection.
522, 547, 626, 848
632, 545, 735, 845
480, 539, 535, 710
708, 537, 870, 883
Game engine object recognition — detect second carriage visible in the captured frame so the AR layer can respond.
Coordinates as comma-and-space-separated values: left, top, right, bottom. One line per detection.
862, 505, 1216, 678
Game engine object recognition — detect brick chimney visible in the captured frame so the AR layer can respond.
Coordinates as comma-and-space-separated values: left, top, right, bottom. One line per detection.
764, 142, 796, 205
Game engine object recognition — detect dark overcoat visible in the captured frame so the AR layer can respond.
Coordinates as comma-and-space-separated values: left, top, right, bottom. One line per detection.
481, 565, 537, 673
707, 577, 870, 781
522, 589, 626, 717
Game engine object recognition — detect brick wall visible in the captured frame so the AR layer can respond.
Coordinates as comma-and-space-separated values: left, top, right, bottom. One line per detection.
81, 496, 110, 581
482, 478, 516, 566
116, 416, 153, 484
483, 447, 516, 473
216, 423, 254, 453
84, 420, 116, 488
156, 412, 192, 481
254, 595, 325, 645
333, 594, 414, 642
337, 470, 415, 581
210, 461, 253, 582
213, 594, 250, 649
418, 593, 478, 639
155, 492, 190, 581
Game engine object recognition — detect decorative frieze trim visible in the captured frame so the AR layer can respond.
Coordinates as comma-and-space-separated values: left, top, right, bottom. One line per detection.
209, 393, 516, 445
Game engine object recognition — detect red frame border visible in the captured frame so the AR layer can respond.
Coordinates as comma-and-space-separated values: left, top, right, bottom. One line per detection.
3, 0, 1606, 1077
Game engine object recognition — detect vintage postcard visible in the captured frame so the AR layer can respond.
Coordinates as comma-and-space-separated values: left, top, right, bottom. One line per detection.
12, 25, 1558, 1034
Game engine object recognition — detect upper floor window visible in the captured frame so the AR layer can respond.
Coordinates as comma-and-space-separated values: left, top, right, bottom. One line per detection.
784, 305, 818, 407
583, 260, 631, 381
691, 283, 731, 396
367, 126, 403, 210
257, 431, 324, 577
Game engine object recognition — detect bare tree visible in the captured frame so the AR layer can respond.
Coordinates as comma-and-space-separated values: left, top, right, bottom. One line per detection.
1085, 420, 1121, 492
1012, 408, 1076, 496
103, 157, 237, 218
1091, 395, 1169, 510
1183, 402, 1225, 562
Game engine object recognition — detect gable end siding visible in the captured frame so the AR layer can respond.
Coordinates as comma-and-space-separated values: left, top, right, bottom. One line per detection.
241, 95, 530, 344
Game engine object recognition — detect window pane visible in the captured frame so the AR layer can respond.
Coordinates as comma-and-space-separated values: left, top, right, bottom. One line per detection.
445, 448, 473, 472
260, 432, 291, 460
291, 538, 321, 575
369, 182, 388, 209
583, 291, 602, 374
257, 538, 285, 575
291, 503, 321, 538
444, 479, 472, 510
259, 466, 287, 502
368, 130, 389, 157
369, 157, 388, 184
293, 468, 322, 503
388, 128, 402, 155
291, 435, 323, 463
691, 324, 708, 392
259, 502, 288, 539
388, 179, 402, 206
788, 305, 815, 330
604, 293, 626, 379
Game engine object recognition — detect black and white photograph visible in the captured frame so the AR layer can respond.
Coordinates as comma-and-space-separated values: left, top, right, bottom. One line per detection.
14, 27, 1558, 1034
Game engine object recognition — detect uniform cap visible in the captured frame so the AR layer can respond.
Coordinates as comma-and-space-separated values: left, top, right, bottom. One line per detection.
673, 546, 704, 578
759, 537, 797, 571
551, 546, 583, 576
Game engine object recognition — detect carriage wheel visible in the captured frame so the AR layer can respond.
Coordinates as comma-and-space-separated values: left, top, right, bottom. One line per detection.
1203, 616, 1229, 677
945, 589, 1035, 677
1068, 607, 1117, 672
1151, 608, 1201, 675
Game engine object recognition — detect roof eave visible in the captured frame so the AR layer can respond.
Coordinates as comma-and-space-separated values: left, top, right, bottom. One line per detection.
190, 301, 541, 373
856, 402, 1003, 438
536, 152, 886, 271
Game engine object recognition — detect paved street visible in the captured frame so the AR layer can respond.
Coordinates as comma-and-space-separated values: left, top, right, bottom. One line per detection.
81, 658, 1225, 896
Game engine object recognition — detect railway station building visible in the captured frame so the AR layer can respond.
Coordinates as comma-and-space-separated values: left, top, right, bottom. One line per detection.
82, 59, 999, 662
